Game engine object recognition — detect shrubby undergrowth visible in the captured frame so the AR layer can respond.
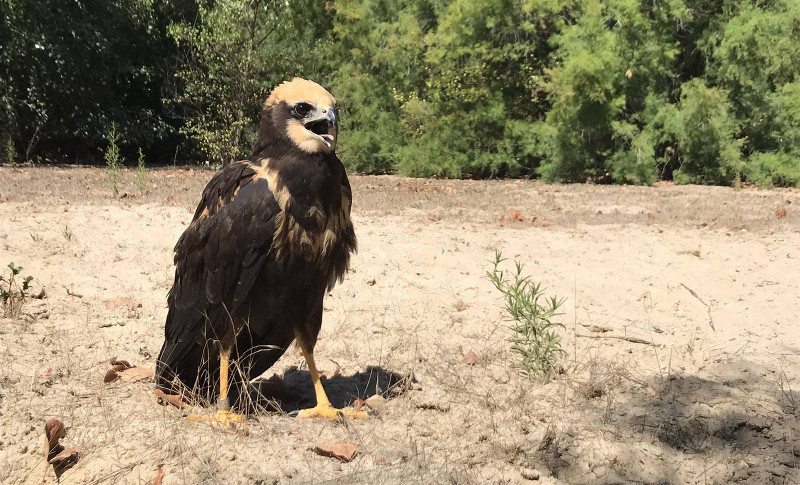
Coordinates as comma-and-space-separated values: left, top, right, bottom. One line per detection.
1, 0, 798, 186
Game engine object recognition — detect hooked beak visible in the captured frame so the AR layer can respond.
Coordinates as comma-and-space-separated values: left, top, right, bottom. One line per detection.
303, 109, 337, 148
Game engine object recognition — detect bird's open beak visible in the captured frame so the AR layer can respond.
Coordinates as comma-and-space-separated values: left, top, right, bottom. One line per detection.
303, 110, 337, 148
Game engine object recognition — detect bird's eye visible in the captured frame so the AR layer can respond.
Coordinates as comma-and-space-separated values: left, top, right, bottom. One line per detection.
294, 102, 312, 117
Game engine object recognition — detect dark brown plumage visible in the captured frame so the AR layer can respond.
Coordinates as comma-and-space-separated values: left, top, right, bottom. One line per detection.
155, 79, 360, 420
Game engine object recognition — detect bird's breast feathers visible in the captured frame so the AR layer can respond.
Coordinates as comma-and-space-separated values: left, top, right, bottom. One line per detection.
252, 159, 353, 262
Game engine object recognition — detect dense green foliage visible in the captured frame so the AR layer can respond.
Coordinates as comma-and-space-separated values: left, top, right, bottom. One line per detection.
1, 0, 798, 185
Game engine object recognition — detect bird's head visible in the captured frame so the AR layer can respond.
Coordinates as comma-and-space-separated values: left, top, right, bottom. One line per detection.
261, 77, 338, 154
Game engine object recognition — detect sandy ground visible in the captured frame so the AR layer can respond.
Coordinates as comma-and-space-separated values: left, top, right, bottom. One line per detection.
0, 166, 799, 484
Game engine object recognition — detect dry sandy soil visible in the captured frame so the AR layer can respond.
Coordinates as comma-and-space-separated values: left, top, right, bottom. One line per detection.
0, 166, 799, 484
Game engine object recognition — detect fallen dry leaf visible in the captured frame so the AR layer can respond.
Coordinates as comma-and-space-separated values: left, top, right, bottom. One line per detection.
104, 358, 133, 383
119, 366, 155, 383
44, 419, 78, 478
776, 207, 787, 218
153, 465, 165, 485
104, 358, 153, 383
508, 209, 524, 222
364, 395, 387, 414
103, 366, 124, 383
110, 357, 133, 368
462, 349, 479, 365
314, 441, 357, 462
45, 419, 66, 453
153, 389, 187, 409
50, 447, 79, 466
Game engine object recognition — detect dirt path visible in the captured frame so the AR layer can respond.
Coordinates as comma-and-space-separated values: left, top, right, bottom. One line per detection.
1, 167, 798, 484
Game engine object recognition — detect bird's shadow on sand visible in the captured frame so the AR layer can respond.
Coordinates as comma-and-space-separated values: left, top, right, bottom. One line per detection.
246, 365, 413, 413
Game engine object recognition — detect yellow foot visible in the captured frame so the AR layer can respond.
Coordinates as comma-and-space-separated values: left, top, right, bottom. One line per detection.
188, 409, 247, 426
293, 403, 369, 419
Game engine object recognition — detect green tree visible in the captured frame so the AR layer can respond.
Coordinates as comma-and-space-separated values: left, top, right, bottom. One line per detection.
165, 0, 334, 165
748, 81, 800, 186
671, 79, 743, 185
328, 0, 431, 174
331, 0, 562, 177
534, 0, 689, 184
0, 0, 183, 162
703, 1, 800, 186
0, 0, 798, 186
396, 0, 561, 178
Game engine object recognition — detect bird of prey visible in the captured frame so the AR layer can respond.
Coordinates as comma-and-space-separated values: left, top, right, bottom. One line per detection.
155, 78, 365, 423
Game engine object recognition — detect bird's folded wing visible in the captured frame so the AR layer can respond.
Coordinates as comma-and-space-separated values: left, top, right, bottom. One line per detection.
165, 161, 280, 345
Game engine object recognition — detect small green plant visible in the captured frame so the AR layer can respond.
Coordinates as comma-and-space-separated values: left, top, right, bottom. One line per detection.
487, 252, 566, 381
1, 262, 34, 318
3, 136, 15, 166
135, 147, 147, 192
62, 224, 74, 242
104, 122, 123, 195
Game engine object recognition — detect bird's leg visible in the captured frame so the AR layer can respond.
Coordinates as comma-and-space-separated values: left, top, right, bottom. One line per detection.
294, 340, 368, 419
188, 347, 246, 425
217, 349, 233, 409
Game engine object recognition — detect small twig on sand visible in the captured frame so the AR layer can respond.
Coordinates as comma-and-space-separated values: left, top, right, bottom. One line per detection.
680, 283, 706, 305
576, 334, 656, 346
64, 287, 83, 298
680, 283, 715, 331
